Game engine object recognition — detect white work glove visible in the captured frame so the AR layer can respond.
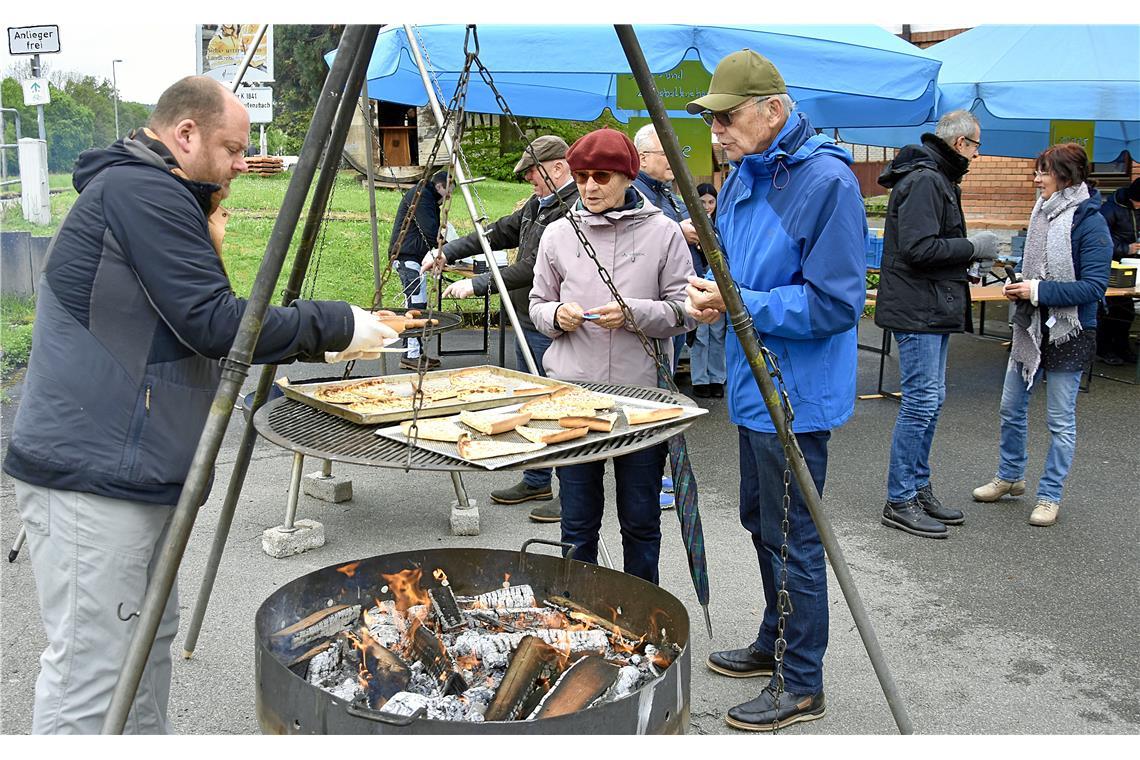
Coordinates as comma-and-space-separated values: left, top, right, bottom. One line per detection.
421, 249, 447, 274
968, 231, 999, 261
324, 305, 400, 363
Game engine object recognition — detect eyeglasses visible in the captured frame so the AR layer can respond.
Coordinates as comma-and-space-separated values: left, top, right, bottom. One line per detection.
962, 135, 981, 149
1033, 170, 1050, 179
572, 170, 615, 185
699, 97, 764, 127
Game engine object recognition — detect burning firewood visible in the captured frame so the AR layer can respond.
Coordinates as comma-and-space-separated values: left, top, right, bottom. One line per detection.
545, 595, 640, 643
484, 635, 565, 721
469, 584, 536, 610
528, 655, 621, 720
429, 586, 466, 631
412, 625, 468, 696
451, 628, 608, 670
272, 603, 362, 650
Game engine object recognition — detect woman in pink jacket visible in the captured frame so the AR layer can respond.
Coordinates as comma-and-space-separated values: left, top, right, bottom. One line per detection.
529, 128, 695, 583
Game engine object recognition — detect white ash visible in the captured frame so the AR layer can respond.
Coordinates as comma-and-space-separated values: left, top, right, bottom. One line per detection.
463, 686, 495, 712
328, 676, 360, 702
449, 629, 608, 662
367, 623, 401, 649
608, 665, 642, 699
470, 584, 536, 611
427, 695, 478, 722
380, 691, 431, 717
306, 644, 341, 686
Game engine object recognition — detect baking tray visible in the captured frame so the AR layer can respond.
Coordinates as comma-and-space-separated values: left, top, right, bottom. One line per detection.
374, 392, 708, 469
276, 365, 575, 426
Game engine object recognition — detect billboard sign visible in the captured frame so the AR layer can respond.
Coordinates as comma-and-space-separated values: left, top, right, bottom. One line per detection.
196, 24, 273, 84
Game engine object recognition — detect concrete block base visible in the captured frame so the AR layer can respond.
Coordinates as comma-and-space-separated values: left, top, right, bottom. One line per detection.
262, 519, 325, 558
302, 472, 353, 503
449, 499, 480, 536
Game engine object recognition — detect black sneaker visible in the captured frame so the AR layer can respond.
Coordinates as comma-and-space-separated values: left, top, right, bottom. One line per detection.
490, 480, 553, 505
707, 645, 776, 678
1098, 352, 1124, 366
882, 498, 948, 538
709, 383, 724, 398
915, 484, 965, 525
726, 686, 825, 732
692, 384, 711, 398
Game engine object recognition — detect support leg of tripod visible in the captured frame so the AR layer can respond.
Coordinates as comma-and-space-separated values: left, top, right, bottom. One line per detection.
8, 525, 26, 563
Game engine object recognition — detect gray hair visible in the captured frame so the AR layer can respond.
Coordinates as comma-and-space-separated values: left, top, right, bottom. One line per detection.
633, 123, 660, 152
935, 110, 980, 142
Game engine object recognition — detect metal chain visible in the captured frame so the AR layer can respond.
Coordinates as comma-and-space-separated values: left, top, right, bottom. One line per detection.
468, 46, 679, 393
303, 170, 340, 302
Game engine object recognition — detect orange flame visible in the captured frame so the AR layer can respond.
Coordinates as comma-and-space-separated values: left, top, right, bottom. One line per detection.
502, 572, 511, 588
433, 568, 449, 586
381, 567, 431, 612
336, 561, 361, 578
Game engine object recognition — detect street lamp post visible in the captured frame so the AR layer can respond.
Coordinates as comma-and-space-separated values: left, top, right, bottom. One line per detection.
112, 59, 123, 140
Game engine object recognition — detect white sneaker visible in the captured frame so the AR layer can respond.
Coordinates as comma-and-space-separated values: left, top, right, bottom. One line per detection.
972, 477, 1027, 503
1029, 499, 1060, 527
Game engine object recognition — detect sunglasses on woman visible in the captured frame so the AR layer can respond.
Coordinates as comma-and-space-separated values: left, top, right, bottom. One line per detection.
572, 170, 615, 185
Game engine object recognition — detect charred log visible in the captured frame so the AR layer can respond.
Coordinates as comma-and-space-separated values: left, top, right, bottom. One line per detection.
484, 635, 565, 722
529, 655, 621, 719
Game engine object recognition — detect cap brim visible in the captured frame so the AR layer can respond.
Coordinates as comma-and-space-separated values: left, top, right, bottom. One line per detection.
512, 156, 536, 174
685, 93, 753, 115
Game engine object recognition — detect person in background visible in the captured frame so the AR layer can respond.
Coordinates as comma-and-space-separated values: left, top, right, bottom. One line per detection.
3, 76, 397, 733
389, 170, 449, 371
688, 182, 727, 398
972, 143, 1111, 527
423, 136, 578, 523
684, 49, 866, 731
530, 127, 695, 583
873, 110, 997, 539
1096, 176, 1140, 365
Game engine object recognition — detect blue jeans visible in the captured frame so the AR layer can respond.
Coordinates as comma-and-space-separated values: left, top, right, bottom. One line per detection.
516, 328, 553, 490
886, 332, 950, 502
738, 427, 829, 694
690, 315, 727, 384
557, 441, 668, 584
997, 358, 1081, 503
397, 259, 428, 358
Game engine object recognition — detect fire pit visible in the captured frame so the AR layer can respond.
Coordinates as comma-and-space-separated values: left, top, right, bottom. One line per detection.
256, 541, 690, 734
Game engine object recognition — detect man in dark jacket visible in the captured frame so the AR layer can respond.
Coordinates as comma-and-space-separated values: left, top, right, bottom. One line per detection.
2, 76, 396, 733
1096, 178, 1140, 364
875, 110, 999, 539
390, 170, 449, 370
421, 135, 578, 523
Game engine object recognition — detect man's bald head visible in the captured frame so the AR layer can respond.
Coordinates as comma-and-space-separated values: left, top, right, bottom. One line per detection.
149, 76, 231, 135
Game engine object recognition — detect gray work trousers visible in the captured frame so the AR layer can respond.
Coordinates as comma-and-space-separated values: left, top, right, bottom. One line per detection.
15, 479, 178, 734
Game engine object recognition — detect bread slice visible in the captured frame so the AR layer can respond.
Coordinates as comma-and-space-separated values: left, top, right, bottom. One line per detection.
399, 417, 464, 442
516, 425, 590, 444
623, 406, 685, 425
458, 409, 532, 435
456, 433, 547, 461
521, 389, 597, 420
558, 412, 619, 433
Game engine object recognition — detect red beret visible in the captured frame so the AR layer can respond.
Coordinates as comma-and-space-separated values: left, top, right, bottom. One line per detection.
566, 128, 640, 179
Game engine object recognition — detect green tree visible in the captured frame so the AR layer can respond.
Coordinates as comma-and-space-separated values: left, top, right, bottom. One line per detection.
271, 25, 345, 153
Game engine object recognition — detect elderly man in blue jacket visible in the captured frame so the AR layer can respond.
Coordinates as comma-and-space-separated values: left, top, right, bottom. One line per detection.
685, 50, 867, 731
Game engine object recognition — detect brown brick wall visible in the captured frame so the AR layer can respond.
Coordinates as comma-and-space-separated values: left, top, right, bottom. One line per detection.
959, 155, 1037, 230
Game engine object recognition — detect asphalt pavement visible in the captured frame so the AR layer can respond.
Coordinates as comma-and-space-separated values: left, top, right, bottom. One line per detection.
2, 318, 1137, 735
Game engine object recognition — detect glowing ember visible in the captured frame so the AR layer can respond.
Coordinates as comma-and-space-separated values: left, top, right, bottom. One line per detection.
433, 568, 449, 586
336, 561, 361, 578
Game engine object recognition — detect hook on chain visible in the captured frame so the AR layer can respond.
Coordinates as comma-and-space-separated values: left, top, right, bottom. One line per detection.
117, 603, 140, 622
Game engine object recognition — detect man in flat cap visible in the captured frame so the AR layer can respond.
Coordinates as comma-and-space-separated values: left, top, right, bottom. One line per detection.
422, 135, 578, 523
684, 49, 867, 731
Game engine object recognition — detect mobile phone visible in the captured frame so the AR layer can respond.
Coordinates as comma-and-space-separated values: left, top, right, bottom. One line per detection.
582, 313, 601, 320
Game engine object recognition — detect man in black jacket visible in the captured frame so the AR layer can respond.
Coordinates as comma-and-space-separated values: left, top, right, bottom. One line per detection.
421, 135, 577, 523
3, 76, 396, 733
1096, 178, 1140, 364
875, 110, 998, 539
390, 170, 449, 370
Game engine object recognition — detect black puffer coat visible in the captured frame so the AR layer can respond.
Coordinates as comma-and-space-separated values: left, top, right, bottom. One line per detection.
874, 133, 977, 333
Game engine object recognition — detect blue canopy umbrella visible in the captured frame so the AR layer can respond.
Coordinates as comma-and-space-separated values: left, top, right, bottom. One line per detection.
329, 24, 940, 127
840, 25, 1140, 161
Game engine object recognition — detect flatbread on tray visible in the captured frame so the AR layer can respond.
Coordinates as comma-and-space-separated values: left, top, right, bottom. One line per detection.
458, 409, 532, 435
515, 425, 590, 444
399, 417, 464, 443
623, 405, 685, 425
557, 412, 619, 432
455, 433, 547, 461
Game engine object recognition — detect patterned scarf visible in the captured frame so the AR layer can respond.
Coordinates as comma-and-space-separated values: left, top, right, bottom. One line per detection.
1011, 182, 1088, 386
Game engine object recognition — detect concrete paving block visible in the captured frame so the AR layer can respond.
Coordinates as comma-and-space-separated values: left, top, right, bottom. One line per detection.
449, 499, 480, 536
302, 472, 353, 503
262, 519, 325, 558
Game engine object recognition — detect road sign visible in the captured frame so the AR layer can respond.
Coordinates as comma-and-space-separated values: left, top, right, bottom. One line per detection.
22, 78, 50, 106
236, 86, 273, 124
8, 25, 61, 55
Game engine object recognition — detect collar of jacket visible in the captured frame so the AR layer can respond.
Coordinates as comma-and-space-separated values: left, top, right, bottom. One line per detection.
920, 133, 970, 183
539, 179, 578, 209
123, 128, 224, 215
573, 186, 655, 225
636, 171, 674, 196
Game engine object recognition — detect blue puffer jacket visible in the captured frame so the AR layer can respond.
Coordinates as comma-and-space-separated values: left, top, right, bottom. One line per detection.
716, 112, 868, 434
1034, 189, 1112, 329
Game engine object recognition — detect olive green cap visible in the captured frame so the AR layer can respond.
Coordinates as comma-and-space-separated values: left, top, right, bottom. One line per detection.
512, 135, 569, 174
686, 49, 787, 115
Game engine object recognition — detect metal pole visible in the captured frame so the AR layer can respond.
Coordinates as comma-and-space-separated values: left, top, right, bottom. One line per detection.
100, 25, 376, 734
402, 25, 539, 376
31, 54, 45, 141
180, 31, 378, 660
614, 25, 914, 735
228, 25, 269, 93
112, 59, 122, 140
362, 82, 383, 307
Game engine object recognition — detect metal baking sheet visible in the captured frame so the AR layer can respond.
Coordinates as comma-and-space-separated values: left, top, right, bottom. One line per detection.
374, 392, 708, 469
277, 365, 575, 426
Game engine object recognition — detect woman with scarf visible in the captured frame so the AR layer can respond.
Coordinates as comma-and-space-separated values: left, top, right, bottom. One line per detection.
530, 128, 695, 582
972, 144, 1111, 526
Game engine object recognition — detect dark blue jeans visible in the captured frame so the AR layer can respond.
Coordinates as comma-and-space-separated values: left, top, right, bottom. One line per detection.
738, 426, 829, 694
516, 328, 553, 490
886, 332, 950, 502
557, 441, 668, 584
